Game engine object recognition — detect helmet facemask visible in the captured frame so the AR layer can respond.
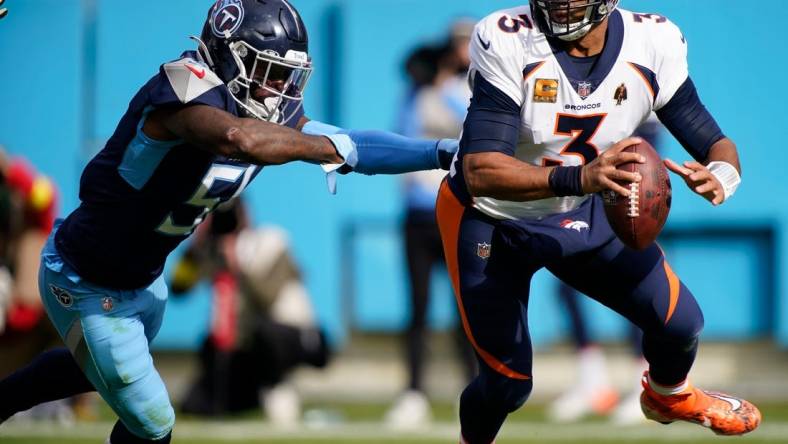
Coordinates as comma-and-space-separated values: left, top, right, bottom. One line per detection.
225, 40, 312, 125
532, 0, 617, 41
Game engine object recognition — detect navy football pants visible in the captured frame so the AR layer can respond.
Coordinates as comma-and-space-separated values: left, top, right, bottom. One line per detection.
436, 181, 703, 414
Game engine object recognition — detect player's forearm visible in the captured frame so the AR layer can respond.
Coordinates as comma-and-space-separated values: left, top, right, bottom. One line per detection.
704, 138, 741, 175
230, 118, 342, 166
163, 105, 341, 165
464, 152, 555, 201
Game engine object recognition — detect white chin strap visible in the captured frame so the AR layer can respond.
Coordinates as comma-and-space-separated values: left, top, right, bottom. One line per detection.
249, 97, 283, 123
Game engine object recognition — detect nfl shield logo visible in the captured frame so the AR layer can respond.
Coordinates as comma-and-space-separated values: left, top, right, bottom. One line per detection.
101, 297, 114, 312
577, 81, 592, 99
477, 242, 491, 259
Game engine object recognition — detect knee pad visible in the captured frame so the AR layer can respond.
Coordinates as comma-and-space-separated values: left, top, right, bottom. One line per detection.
479, 371, 533, 413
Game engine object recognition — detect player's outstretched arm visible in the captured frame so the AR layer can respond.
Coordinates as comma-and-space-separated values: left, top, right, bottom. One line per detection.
145, 105, 343, 166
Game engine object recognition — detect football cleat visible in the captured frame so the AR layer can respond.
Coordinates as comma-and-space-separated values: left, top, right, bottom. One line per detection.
639, 371, 761, 436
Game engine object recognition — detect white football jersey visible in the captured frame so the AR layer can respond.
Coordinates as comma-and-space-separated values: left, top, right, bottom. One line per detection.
456, 7, 688, 220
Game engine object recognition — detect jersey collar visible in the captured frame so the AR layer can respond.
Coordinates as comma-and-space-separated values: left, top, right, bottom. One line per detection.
548, 9, 624, 100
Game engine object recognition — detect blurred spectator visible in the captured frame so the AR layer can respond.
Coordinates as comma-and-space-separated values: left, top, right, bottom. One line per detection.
548, 115, 665, 425
0, 147, 58, 367
0, 147, 85, 423
386, 19, 478, 428
170, 198, 330, 426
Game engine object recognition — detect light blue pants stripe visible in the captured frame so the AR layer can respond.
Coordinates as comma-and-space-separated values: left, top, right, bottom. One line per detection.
39, 227, 174, 439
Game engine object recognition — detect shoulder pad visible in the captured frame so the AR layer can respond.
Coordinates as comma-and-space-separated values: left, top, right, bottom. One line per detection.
163, 58, 224, 104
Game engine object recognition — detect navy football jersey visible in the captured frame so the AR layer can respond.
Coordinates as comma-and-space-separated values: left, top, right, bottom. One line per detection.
56, 51, 299, 289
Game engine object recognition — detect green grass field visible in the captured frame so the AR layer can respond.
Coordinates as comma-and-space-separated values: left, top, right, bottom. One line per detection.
2, 402, 787, 443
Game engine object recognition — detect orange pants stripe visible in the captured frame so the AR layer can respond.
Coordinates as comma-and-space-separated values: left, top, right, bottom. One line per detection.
435, 181, 530, 380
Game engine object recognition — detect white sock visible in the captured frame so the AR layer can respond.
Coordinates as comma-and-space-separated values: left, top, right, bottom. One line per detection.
648, 373, 688, 396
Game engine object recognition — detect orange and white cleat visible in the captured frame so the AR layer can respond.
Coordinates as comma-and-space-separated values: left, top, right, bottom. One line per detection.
639, 371, 761, 436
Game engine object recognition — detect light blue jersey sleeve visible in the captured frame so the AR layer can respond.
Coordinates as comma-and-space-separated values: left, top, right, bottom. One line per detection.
303, 120, 458, 176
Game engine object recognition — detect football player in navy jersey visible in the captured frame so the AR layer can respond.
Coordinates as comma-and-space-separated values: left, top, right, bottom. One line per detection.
0, 1, 457, 443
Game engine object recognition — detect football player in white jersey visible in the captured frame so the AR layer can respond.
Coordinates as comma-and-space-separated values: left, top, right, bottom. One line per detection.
437, 1, 760, 442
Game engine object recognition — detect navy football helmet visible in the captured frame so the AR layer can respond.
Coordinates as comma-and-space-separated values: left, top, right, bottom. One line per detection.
197, 0, 311, 124
530, 0, 619, 41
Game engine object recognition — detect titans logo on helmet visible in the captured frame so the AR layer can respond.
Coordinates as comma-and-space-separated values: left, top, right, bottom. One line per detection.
210, 0, 245, 38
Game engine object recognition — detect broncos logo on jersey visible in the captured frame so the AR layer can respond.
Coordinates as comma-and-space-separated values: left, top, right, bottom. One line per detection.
560, 219, 590, 232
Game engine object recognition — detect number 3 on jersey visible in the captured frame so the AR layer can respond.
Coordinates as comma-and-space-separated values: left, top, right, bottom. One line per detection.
544, 113, 607, 166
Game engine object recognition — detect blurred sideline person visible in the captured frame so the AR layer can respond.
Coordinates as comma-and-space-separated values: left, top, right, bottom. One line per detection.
170, 198, 329, 425
0, 148, 80, 423
441, 1, 759, 443
548, 116, 663, 425
386, 19, 479, 428
0, 149, 57, 346
0, 1, 460, 443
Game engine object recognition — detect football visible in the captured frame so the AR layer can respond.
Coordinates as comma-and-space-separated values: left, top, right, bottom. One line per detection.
601, 140, 671, 250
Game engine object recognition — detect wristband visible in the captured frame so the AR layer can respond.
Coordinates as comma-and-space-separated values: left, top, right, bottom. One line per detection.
548, 166, 584, 197
706, 161, 740, 202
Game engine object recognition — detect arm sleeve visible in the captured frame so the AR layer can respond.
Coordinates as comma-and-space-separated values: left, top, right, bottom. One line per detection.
302, 120, 444, 175
344, 130, 443, 175
460, 73, 522, 156
656, 77, 725, 162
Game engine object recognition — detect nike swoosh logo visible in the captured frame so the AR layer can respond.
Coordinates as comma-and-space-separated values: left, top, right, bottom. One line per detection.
709, 393, 742, 411
186, 64, 206, 79
477, 34, 491, 51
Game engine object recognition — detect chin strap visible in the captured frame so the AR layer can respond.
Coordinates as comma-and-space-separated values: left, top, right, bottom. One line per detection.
189, 35, 215, 69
